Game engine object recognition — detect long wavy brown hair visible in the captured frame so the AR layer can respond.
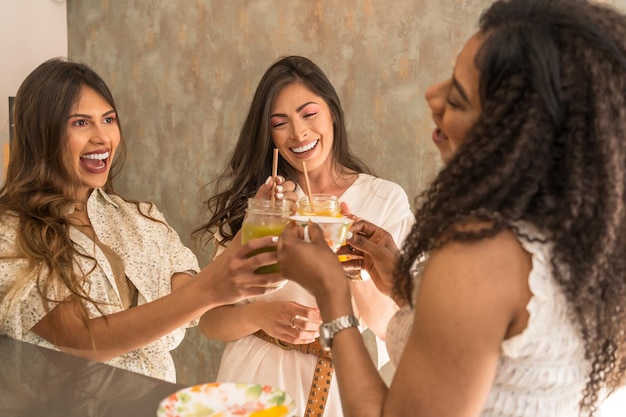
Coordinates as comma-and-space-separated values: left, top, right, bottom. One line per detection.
396, 0, 626, 414
0, 58, 127, 323
193, 56, 372, 247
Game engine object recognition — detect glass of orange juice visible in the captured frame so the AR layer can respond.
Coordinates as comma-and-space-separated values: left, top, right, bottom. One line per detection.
289, 215, 352, 252
296, 194, 351, 251
296, 194, 366, 280
241, 198, 291, 274
297, 194, 342, 217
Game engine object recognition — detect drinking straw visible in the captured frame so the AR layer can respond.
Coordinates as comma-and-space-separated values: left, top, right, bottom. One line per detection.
272, 148, 279, 206
301, 160, 315, 210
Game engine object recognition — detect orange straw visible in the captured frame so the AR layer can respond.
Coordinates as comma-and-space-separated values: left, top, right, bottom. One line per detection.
271, 148, 279, 206
301, 160, 315, 209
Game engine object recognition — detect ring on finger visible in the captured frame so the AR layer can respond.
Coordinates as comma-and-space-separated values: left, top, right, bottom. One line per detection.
291, 315, 302, 331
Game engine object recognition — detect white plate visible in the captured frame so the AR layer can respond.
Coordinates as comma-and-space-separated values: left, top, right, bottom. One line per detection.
157, 382, 296, 417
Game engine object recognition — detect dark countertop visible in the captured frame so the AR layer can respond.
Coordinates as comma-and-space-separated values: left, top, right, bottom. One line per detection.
0, 336, 185, 417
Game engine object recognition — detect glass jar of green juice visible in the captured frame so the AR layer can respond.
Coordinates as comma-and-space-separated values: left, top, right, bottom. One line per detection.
241, 198, 291, 274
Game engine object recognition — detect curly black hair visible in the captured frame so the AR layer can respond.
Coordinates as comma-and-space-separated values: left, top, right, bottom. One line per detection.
396, 0, 626, 414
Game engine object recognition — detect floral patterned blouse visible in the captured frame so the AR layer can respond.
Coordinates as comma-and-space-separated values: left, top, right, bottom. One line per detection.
0, 188, 199, 383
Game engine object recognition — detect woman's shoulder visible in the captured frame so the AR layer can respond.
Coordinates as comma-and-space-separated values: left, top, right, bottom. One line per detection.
0, 212, 20, 239
354, 173, 409, 197
418, 226, 533, 340
92, 189, 166, 220
0, 213, 21, 255
433, 225, 531, 265
344, 174, 413, 234
426, 224, 533, 303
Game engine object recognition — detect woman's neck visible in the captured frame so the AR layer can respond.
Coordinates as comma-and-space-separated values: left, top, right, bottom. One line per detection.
68, 206, 90, 225
68, 206, 95, 238
296, 165, 358, 197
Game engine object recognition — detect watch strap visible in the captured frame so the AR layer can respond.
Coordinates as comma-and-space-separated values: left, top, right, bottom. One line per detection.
320, 315, 359, 351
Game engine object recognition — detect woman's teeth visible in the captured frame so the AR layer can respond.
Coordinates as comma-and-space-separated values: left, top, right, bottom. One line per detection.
291, 140, 318, 154
82, 151, 110, 160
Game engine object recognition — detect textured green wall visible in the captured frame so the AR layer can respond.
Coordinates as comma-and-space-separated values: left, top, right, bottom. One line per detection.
67, 0, 626, 386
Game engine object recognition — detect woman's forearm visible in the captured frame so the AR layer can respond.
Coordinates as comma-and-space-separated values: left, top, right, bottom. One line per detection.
32, 274, 213, 361
199, 303, 262, 342
316, 284, 388, 417
331, 327, 388, 417
350, 279, 399, 340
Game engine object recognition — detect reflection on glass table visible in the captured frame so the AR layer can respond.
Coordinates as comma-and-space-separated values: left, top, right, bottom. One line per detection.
0, 336, 184, 417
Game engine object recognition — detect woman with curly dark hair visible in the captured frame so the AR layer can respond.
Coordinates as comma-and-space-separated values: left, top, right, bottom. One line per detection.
277, 0, 626, 416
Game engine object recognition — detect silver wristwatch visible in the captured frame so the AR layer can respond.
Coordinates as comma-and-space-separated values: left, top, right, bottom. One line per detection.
319, 315, 360, 351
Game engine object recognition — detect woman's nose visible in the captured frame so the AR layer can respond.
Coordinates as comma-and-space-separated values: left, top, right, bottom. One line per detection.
292, 120, 309, 141
91, 123, 112, 144
425, 80, 449, 113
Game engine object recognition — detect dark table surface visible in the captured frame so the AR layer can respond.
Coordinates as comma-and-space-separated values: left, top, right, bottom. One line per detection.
0, 336, 185, 417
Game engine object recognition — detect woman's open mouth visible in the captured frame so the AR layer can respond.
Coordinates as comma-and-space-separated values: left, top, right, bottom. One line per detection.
432, 128, 448, 144
80, 151, 110, 173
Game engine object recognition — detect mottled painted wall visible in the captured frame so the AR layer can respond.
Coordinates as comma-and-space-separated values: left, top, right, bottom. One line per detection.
66, 0, 626, 385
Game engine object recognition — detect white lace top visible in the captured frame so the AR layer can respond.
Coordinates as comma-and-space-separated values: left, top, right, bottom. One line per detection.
386, 225, 590, 417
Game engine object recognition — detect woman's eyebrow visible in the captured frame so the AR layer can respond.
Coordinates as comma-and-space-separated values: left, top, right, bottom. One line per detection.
452, 75, 470, 103
296, 101, 315, 112
271, 101, 316, 118
67, 109, 115, 119
67, 113, 94, 119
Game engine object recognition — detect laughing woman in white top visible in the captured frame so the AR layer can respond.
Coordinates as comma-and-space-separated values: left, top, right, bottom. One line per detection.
195, 56, 413, 417
277, 0, 626, 416
0, 59, 285, 383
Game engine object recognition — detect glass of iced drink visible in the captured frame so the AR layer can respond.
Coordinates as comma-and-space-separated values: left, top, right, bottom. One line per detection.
241, 198, 291, 274
297, 194, 342, 217
296, 194, 361, 274
289, 215, 353, 252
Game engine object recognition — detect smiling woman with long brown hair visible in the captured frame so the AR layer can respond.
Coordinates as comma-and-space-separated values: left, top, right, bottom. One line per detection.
195, 55, 414, 417
0, 58, 286, 383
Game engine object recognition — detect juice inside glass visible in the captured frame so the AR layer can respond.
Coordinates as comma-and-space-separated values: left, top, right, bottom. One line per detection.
289, 215, 352, 252
298, 194, 363, 276
297, 194, 342, 217
241, 198, 291, 274
296, 194, 358, 266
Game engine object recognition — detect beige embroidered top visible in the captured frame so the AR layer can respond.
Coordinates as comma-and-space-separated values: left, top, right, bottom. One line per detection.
0, 188, 199, 383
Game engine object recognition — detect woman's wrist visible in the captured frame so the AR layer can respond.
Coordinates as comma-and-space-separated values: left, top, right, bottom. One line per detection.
317, 281, 354, 322
246, 301, 267, 330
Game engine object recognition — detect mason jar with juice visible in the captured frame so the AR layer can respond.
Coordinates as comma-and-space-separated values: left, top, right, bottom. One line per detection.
241, 198, 291, 274
297, 194, 342, 217
296, 193, 365, 278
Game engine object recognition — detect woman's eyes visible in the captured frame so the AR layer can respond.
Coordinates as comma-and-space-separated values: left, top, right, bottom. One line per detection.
446, 97, 460, 109
71, 115, 117, 127
271, 112, 317, 128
